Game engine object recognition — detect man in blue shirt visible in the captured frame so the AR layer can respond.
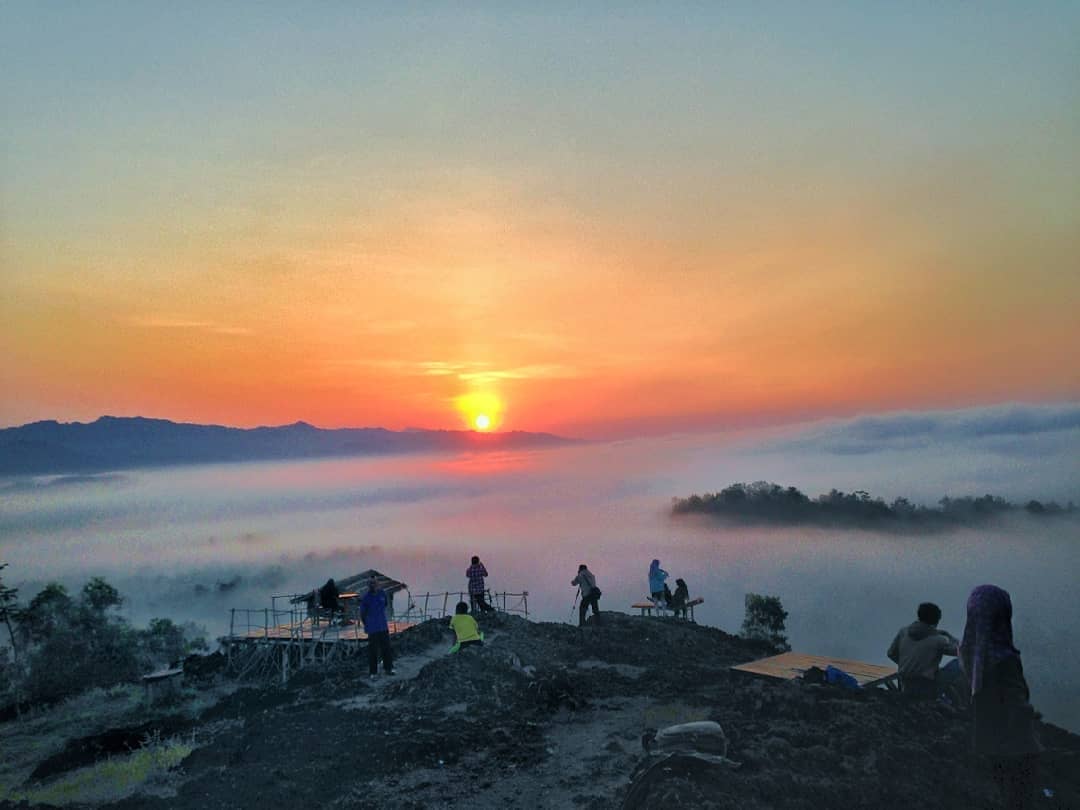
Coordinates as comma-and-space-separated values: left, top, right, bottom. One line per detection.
360, 575, 395, 677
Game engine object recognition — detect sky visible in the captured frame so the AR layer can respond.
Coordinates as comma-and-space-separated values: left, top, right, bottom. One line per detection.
2, 2, 1078, 437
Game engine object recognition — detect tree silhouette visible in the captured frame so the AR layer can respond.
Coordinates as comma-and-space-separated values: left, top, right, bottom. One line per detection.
0, 563, 19, 660
741, 593, 790, 651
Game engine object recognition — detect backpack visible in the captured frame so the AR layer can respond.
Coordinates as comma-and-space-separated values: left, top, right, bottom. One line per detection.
825, 665, 860, 690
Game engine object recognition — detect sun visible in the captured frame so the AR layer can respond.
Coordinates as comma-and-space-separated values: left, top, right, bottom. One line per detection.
454, 390, 504, 431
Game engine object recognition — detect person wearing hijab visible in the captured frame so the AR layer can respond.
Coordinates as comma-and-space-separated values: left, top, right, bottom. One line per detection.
960, 584, 1040, 808
648, 559, 669, 606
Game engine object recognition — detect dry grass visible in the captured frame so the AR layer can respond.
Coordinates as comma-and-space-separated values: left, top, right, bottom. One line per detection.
0, 683, 145, 796
0, 681, 238, 804
4, 735, 193, 805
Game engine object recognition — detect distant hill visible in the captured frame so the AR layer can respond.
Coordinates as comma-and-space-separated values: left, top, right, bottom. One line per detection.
0, 416, 577, 475
671, 480, 1075, 531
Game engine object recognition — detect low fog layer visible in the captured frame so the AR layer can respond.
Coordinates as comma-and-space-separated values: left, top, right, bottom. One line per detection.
2, 402, 1078, 729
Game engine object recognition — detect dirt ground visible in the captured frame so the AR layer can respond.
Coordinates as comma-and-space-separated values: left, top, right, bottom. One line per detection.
5, 611, 1080, 809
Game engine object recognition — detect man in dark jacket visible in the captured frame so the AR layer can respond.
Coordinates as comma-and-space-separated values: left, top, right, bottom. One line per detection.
319, 578, 341, 620
360, 576, 394, 677
887, 602, 959, 699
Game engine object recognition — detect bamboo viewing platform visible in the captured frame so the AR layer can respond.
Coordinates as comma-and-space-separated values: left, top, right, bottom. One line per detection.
222, 573, 529, 682
231, 616, 419, 642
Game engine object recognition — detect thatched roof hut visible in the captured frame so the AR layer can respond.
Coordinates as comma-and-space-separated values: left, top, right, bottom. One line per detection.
336, 569, 407, 596
291, 569, 409, 618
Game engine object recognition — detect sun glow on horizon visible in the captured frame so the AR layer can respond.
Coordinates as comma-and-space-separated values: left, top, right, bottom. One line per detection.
455, 391, 504, 432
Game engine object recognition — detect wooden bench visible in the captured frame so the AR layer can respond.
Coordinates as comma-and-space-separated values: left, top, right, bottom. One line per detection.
632, 597, 704, 622
731, 651, 898, 689
142, 667, 184, 702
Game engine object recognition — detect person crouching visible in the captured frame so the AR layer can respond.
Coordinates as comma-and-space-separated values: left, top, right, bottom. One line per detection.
448, 601, 484, 653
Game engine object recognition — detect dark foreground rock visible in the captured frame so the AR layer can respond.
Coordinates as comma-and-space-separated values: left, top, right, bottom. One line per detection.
12, 611, 1080, 809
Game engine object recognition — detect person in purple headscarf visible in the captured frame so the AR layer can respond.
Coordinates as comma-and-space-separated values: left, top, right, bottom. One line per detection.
960, 584, 1041, 809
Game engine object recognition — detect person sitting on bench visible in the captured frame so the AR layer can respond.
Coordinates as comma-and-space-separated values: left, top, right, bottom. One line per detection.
887, 601, 961, 700
669, 578, 690, 618
319, 578, 342, 623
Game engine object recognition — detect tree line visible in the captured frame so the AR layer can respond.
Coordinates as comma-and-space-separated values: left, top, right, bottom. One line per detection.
0, 563, 207, 712
671, 481, 1076, 530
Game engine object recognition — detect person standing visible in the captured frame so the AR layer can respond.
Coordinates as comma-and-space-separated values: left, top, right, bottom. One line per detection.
960, 585, 1040, 809
886, 601, 961, 700
360, 575, 394, 678
648, 559, 669, 605
466, 555, 495, 614
572, 564, 601, 627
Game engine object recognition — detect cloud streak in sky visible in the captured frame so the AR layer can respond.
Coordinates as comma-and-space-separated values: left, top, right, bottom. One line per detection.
776, 403, 1080, 457
129, 316, 253, 336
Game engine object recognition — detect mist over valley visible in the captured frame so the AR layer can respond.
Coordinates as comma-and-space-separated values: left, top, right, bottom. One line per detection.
3, 403, 1078, 730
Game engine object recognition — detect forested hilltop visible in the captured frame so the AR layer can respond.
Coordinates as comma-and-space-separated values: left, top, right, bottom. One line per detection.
671, 481, 1076, 530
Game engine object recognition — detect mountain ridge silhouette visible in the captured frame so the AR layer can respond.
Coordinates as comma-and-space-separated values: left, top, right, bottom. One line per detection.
0, 415, 577, 475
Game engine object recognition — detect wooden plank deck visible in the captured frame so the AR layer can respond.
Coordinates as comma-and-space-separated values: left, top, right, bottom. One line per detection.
731, 651, 898, 689
229, 619, 417, 643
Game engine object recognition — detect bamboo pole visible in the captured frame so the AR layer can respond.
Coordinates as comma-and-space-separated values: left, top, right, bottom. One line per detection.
228, 609, 235, 666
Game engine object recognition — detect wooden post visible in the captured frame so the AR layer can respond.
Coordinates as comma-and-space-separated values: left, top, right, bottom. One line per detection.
264, 608, 270, 639
228, 609, 235, 666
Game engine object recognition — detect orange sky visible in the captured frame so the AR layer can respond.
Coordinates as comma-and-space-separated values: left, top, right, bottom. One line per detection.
2, 6, 1078, 436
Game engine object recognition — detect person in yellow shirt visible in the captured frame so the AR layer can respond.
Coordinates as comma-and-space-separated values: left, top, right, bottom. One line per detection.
449, 601, 484, 653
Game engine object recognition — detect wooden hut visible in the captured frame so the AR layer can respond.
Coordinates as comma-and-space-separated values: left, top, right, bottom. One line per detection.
291, 569, 408, 622
335, 569, 408, 619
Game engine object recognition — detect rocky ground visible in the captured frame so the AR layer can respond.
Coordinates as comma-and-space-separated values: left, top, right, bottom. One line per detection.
4, 611, 1080, 809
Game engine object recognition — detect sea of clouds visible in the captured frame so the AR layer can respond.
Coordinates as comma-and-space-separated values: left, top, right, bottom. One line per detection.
2, 401, 1077, 727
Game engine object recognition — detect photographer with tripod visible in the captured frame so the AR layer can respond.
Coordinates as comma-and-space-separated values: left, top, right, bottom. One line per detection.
571, 564, 601, 627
